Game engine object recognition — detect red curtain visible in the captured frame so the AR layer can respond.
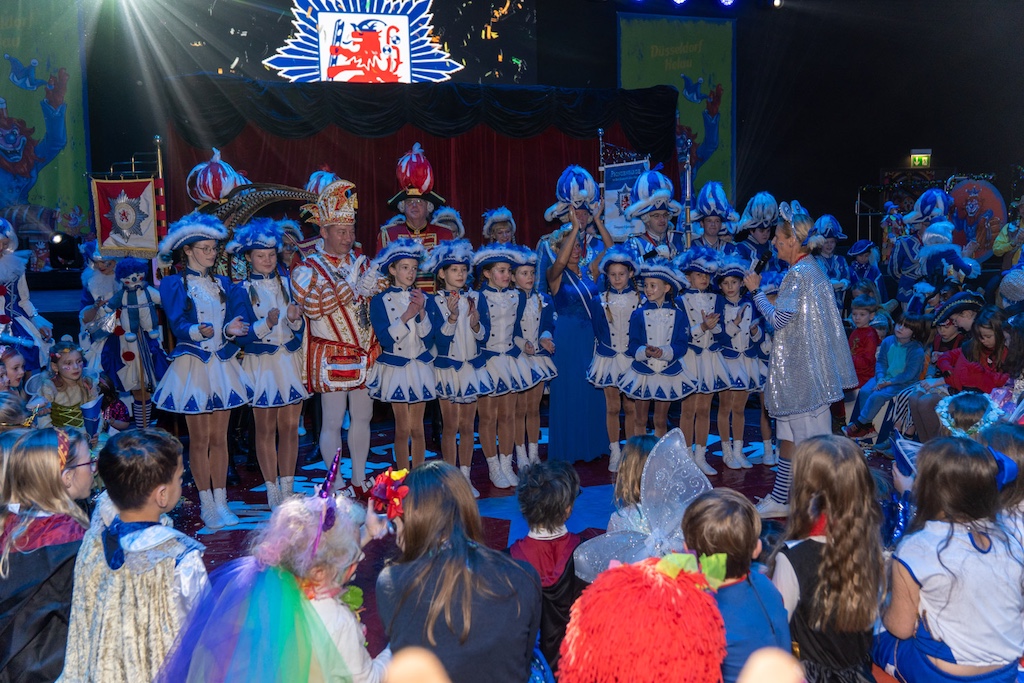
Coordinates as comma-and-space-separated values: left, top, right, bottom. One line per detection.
166, 122, 676, 252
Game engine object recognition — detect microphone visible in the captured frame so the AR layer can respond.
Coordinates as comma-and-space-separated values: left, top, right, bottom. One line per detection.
753, 251, 771, 274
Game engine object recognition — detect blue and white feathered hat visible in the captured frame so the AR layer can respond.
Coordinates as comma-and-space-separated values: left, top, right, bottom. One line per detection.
676, 244, 721, 275
507, 244, 538, 269
0, 217, 17, 253
423, 238, 474, 274
921, 220, 954, 246
432, 207, 466, 240
544, 165, 601, 222
904, 188, 954, 225
737, 192, 778, 232
371, 237, 425, 271
280, 219, 303, 245
472, 243, 519, 269
813, 214, 847, 240
716, 254, 749, 281
482, 206, 517, 240
598, 244, 642, 275
690, 181, 739, 222
848, 239, 876, 257
624, 169, 683, 220
760, 269, 785, 296
225, 217, 284, 254
159, 212, 228, 263
639, 256, 686, 292
80, 239, 116, 263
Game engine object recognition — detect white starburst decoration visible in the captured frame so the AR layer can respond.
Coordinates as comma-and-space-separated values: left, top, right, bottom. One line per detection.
104, 190, 148, 240
263, 0, 463, 84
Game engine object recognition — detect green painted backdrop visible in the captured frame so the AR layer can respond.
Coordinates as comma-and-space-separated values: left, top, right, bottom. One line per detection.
0, 0, 90, 236
619, 13, 735, 201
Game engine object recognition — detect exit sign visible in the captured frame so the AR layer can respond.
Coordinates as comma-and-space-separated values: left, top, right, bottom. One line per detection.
911, 149, 932, 168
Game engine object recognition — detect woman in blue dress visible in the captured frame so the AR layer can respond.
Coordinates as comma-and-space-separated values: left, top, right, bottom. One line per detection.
545, 210, 607, 463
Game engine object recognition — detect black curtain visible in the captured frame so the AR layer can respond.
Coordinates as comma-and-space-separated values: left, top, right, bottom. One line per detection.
166, 75, 679, 164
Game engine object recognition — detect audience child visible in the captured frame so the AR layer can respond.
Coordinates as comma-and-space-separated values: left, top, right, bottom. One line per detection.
60, 429, 208, 683
606, 434, 658, 534
770, 435, 884, 682
510, 461, 584, 671
848, 278, 882, 312
870, 309, 893, 342
376, 462, 541, 683
588, 246, 643, 470
619, 257, 691, 440
158, 463, 392, 683
843, 314, 930, 439
847, 239, 886, 303
423, 240, 491, 496
935, 392, 1003, 441
676, 246, 728, 475
509, 244, 556, 472
682, 489, 791, 683
874, 437, 1024, 682
97, 372, 131, 433
36, 337, 99, 430
848, 295, 882, 389
0, 428, 91, 681
715, 256, 763, 469
934, 307, 1010, 395
367, 238, 435, 471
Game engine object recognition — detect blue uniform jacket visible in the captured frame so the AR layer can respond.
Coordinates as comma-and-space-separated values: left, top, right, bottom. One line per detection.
228, 277, 305, 356
425, 293, 487, 371
370, 287, 433, 367
476, 285, 526, 361
588, 287, 640, 358
626, 299, 689, 376
714, 294, 765, 360
160, 272, 240, 362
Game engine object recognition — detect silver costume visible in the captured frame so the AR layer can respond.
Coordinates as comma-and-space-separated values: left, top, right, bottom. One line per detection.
762, 257, 857, 417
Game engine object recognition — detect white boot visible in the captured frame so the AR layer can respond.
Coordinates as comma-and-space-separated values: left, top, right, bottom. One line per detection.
733, 441, 753, 469
722, 440, 741, 470
213, 488, 239, 526
460, 465, 480, 499
499, 453, 519, 487
515, 444, 529, 473
198, 489, 223, 530
279, 475, 295, 497
265, 481, 281, 509
608, 442, 623, 472
487, 456, 511, 489
528, 443, 540, 465
692, 444, 717, 477
762, 440, 778, 466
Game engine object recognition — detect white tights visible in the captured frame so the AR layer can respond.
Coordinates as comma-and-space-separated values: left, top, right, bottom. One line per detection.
319, 389, 373, 487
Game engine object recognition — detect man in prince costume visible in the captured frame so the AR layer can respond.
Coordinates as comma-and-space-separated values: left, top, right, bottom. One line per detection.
293, 179, 381, 497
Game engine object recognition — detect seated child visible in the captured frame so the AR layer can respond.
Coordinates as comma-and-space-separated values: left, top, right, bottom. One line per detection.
159, 490, 392, 683
606, 434, 658, 534
844, 314, 929, 439
60, 429, 208, 683
510, 461, 584, 671
0, 428, 92, 680
682, 489, 791, 683
874, 437, 1024, 682
935, 391, 1003, 441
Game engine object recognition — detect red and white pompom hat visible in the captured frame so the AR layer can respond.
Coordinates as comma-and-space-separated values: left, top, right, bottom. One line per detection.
186, 147, 251, 205
387, 142, 446, 211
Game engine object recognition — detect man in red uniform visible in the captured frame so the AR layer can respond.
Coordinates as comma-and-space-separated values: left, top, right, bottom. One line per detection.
377, 143, 454, 292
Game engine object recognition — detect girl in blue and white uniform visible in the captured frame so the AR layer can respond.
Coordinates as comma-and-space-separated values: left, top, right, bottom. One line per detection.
619, 257, 691, 439
509, 243, 556, 471
226, 218, 309, 509
423, 239, 492, 496
367, 237, 435, 471
676, 245, 729, 476
153, 212, 254, 530
814, 215, 851, 312
472, 244, 528, 490
587, 244, 643, 471
714, 255, 764, 470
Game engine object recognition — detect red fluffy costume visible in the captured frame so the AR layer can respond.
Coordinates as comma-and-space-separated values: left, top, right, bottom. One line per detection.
558, 556, 727, 683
